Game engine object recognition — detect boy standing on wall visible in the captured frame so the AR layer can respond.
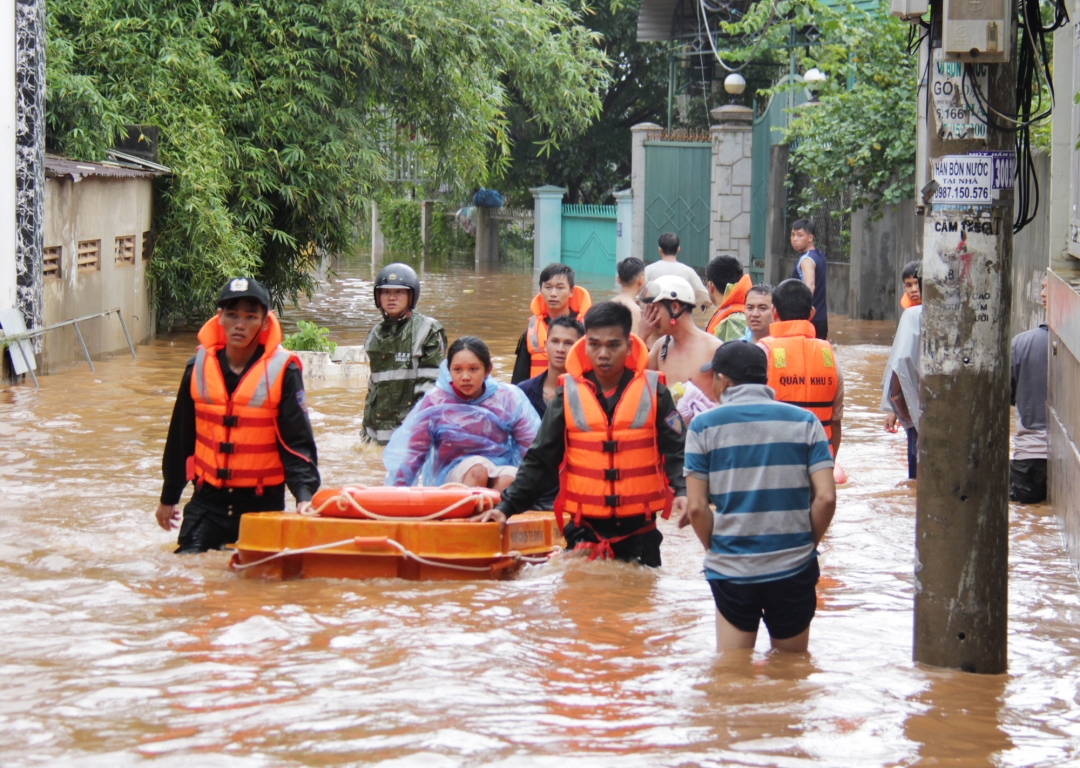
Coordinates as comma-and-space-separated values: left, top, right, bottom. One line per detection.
363, 263, 447, 444
789, 219, 829, 340
155, 278, 320, 553
511, 264, 592, 384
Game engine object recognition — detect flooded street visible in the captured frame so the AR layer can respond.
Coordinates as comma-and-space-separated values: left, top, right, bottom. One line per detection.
2, 255, 1079, 766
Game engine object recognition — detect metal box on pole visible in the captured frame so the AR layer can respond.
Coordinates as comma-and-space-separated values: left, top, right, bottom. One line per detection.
941, 0, 1012, 62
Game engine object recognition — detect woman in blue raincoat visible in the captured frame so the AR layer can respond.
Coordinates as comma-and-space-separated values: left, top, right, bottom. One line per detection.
383, 336, 541, 489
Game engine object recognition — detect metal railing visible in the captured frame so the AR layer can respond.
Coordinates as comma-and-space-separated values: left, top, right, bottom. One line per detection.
1, 307, 136, 388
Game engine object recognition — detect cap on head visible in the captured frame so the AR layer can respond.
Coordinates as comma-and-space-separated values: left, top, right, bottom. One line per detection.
374, 263, 421, 311
700, 341, 769, 384
638, 275, 695, 307
217, 277, 272, 311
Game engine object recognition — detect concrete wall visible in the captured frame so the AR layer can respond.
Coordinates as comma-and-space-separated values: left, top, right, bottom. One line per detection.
763, 144, 790, 286
779, 256, 850, 316
41, 175, 155, 372
848, 199, 922, 322
0, 0, 15, 317
709, 106, 753, 268
1011, 152, 1051, 336
1047, 270, 1080, 575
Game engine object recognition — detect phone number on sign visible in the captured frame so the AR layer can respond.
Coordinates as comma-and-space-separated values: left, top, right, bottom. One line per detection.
934, 185, 990, 201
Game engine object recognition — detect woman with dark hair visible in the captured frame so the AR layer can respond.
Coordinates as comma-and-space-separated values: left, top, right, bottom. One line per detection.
383, 336, 541, 489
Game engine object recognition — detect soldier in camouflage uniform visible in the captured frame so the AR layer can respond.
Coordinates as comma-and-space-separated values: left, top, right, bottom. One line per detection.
362, 263, 447, 444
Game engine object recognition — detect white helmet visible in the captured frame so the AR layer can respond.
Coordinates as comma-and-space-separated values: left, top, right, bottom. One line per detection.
638, 275, 695, 307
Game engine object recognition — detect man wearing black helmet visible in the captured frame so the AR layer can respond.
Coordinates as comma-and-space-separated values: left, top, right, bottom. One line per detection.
363, 263, 447, 444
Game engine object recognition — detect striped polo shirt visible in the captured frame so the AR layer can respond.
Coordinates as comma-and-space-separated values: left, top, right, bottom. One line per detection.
684, 383, 833, 584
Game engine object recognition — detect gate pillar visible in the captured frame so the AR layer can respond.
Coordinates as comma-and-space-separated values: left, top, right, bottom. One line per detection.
709, 105, 753, 269
614, 188, 632, 262
530, 185, 566, 273
630, 123, 661, 262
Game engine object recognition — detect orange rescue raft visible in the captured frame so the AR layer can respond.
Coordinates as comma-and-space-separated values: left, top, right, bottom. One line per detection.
230, 485, 561, 581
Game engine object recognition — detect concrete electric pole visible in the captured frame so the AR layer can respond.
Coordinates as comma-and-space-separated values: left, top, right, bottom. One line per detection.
905, 0, 1016, 673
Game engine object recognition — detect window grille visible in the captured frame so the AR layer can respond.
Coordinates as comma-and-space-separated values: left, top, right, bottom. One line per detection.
77, 240, 101, 272
115, 235, 136, 265
43, 246, 62, 279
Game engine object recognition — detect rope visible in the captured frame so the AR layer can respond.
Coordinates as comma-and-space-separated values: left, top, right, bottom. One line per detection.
300, 484, 496, 521
229, 534, 556, 573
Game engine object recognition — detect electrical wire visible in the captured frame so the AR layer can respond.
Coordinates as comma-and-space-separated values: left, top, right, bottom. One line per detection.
698, 0, 780, 74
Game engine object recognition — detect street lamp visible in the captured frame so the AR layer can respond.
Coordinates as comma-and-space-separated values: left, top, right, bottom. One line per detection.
804, 68, 826, 103
724, 73, 746, 104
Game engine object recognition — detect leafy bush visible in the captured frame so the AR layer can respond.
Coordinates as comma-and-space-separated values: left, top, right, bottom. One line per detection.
378, 198, 424, 254
282, 320, 337, 355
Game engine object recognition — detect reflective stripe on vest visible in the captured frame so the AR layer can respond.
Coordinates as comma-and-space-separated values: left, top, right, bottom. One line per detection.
525, 314, 548, 378
763, 331, 837, 439
365, 315, 436, 384
558, 369, 669, 522
365, 425, 397, 442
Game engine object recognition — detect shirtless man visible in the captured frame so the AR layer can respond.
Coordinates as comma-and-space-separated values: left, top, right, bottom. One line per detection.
611, 257, 645, 336
641, 275, 721, 403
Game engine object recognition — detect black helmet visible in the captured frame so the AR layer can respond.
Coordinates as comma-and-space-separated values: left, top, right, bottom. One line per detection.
373, 263, 421, 312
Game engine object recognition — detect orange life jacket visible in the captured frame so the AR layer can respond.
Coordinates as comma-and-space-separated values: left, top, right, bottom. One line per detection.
525, 285, 592, 378
706, 274, 753, 335
900, 293, 922, 309
188, 311, 300, 493
761, 319, 838, 440
555, 334, 673, 526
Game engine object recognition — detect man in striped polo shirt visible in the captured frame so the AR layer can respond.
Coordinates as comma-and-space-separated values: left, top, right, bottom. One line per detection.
683, 341, 836, 653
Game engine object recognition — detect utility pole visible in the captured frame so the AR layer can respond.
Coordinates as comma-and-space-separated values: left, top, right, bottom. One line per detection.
910, 0, 1014, 673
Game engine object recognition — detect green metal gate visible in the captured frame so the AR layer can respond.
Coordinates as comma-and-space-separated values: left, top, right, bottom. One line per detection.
560, 204, 617, 276
643, 137, 712, 271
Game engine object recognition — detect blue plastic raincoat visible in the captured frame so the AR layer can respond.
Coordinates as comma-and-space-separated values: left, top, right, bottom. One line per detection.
383, 362, 541, 486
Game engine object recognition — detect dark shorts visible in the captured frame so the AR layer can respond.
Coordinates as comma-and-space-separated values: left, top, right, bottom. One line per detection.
708, 559, 820, 639
176, 497, 250, 554
1010, 459, 1047, 504
812, 314, 828, 341
564, 520, 664, 567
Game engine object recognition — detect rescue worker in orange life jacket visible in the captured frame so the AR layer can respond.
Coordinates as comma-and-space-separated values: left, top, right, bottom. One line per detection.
477, 301, 687, 567
510, 263, 592, 384
154, 278, 320, 554
760, 279, 845, 459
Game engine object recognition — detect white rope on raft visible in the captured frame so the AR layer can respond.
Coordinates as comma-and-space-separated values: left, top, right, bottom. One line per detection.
230, 535, 554, 573
300, 483, 496, 522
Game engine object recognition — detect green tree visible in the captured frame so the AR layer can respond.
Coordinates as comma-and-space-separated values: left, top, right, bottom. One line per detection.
496, 0, 669, 205
46, 0, 609, 325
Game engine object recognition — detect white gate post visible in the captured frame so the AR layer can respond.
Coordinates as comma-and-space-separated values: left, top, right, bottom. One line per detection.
631, 123, 660, 262
614, 188, 632, 262
709, 105, 754, 269
530, 185, 566, 273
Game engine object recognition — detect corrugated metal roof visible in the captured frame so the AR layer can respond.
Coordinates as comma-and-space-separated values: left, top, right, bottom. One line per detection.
638, 0, 681, 42
44, 155, 168, 181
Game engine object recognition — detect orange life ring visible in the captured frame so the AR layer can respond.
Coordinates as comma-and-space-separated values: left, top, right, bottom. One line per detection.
310, 485, 501, 520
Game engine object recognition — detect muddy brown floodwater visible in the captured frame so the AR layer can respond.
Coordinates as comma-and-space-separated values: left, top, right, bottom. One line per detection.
2, 254, 1079, 766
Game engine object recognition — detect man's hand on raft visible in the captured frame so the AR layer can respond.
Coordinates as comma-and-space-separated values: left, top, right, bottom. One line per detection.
296, 501, 312, 515
155, 504, 180, 531
469, 509, 507, 525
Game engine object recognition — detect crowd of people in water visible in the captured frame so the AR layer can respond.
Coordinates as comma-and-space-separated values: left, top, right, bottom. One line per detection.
151, 218, 1047, 652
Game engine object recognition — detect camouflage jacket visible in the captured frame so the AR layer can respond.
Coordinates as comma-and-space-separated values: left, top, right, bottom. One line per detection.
362, 312, 446, 443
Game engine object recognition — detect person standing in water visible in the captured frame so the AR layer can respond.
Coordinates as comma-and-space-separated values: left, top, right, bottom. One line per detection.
476, 302, 687, 566
155, 278, 320, 553
761, 279, 844, 461
383, 337, 540, 490
684, 342, 835, 653
705, 255, 753, 342
1009, 277, 1049, 503
789, 219, 828, 340
641, 276, 721, 421
511, 264, 592, 384
611, 257, 645, 335
363, 263, 447, 444
882, 262, 923, 480
517, 315, 585, 419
